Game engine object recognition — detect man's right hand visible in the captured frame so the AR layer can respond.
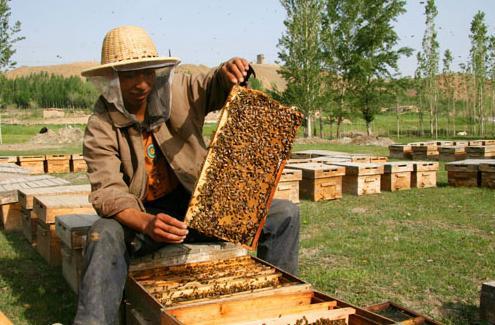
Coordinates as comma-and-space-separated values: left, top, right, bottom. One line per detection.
115, 208, 188, 243
144, 213, 188, 243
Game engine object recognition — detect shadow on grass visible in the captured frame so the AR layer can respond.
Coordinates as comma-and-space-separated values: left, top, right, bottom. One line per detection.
441, 301, 480, 324
0, 231, 76, 324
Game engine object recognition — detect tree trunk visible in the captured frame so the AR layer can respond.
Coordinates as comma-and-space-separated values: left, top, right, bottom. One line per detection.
319, 116, 323, 138
366, 121, 372, 136
307, 115, 313, 138
396, 98, 400, 139
336, 116, 342, 138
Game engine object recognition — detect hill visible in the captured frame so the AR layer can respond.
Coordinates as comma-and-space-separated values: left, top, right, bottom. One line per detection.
5, 62, 286, 91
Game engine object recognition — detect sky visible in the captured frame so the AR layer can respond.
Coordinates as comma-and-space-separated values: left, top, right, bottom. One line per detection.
8, 0, 495, 77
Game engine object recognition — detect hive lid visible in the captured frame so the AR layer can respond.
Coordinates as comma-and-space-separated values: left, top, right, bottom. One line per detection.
184, 86, 303, 250
285, 162, 346, 178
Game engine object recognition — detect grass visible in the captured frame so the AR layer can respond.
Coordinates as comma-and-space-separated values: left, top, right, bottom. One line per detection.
0, 124, 86, 145
0, 126, 494, 323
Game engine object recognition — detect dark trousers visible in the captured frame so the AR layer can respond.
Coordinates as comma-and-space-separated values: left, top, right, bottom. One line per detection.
74, 186, 299, 324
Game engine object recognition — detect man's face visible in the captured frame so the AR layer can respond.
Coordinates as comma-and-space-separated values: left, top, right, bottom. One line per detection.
118, 68, 156, 109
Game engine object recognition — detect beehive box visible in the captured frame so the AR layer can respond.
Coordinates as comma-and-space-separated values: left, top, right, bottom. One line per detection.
0, 163, 31, 182
468, 140, 483, 146
45, 154, 71, 173
0, 175, 70, 232
33, 194, 95, 225
480, 281, 495, 324
284, 163, 345, 202
18, 155, 46, 174
18, 184, 91, 244
184, 85, 303, 249
70, 154, 87, 173
56, 214, 99, 293
381, 162, 413, 192
388, 144, 412, 160
365, 301, 440, 324
438, 146, 467, 162
125, 253, 394, 325
411, 162, 439, 188
445, 159, 487, 187
480, 161, 495, 189
332, 163, 384, 196
370, 156, 388, 163
465, 145, 495, 159
273, 168, 302, 204
411, 145, 439, 161
483, 139, 495, 146
36, 220, 61, 266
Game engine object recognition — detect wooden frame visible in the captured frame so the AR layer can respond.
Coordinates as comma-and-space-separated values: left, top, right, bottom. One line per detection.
184, 86, 303, 250
365, 301, 440, 324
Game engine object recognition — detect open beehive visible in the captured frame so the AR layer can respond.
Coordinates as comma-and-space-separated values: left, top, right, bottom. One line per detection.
184, 85, 303, 249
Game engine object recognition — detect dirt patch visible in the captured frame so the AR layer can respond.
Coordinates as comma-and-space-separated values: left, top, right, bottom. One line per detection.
331, 132, 395, 147
29, 126, 83, 145
351, 207, 368, 214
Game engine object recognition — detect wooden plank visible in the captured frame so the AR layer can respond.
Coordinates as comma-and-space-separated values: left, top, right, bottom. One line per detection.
445, 159, 487, 172
33, 194, 94, 224
279, 168, 302, 182
235, 307, 355, 325
61, 244, 84, 294
365, 301, 441, 324
382, 162, 414, 174
285, 163, 346, 179
331, 162, 384, 176
18, 184, 91, 209
0, 311, 13, 325
21, 208, 37, 245
412, 161, 439, 172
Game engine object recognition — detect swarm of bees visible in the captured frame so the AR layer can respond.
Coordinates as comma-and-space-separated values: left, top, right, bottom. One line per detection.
185, 85, 303, 246
132, 256, 284, 306
295, 318, 347, 325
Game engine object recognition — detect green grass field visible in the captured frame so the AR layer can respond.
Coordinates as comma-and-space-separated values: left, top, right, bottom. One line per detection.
0, 122, 494, 323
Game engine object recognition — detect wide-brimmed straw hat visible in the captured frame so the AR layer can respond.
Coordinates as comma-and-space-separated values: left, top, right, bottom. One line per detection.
81, 25, 180, 77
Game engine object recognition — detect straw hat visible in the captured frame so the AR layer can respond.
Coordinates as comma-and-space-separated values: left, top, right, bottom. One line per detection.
81, 25, 180, 77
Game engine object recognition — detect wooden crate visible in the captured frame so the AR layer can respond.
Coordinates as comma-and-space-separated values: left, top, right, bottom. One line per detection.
411, 145, 439, 161
445, 159, 486, 187
273, 169, 302, 204
465, 145, 495, 159
0, 202, 22, 231
285, 163, 345, 201
70, 154, 87, 173
33, 194, 95, 225
332, 163, 384, 196
21, 207, 37, 245
365, 301, 440, 324
480, 281, 495, 324
125, 254, 394, 325
18, 155, 46, 174
480, 161, 495, 189
388, 144, 412, 160
55, 214, 99, 250
468, 140, 483, 146
61, 244, 84, 294
411, 162, 438, 188
45, 154, 71, 173
381, 162, 413, 192
36, 220, 61, 266
18, 184, 91, 210
438, 146, 467, 162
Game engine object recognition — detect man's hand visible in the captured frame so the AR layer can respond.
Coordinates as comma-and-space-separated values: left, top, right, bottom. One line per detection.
222, 57, 250, 85
144, 213, 188, 243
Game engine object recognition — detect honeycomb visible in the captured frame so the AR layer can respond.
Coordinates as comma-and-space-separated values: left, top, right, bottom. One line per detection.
185, 85, 303, 247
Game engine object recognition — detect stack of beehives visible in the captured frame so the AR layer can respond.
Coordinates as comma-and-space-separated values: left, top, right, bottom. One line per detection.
388, 139, 495, 161
445, 159, 495, 188
0, 154, 88, 174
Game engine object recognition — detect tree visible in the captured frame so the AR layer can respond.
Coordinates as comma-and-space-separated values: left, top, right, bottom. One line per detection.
415, 51, 427, 136
0, 0, 24, 72
488, 36, 495, 135
442, 49, 454, 136
278, 0, 324, 138
421, 0, 439, 138
469, 11, 488, 136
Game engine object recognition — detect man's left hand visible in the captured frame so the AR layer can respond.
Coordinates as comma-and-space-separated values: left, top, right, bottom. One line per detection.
222, 57, 250, 85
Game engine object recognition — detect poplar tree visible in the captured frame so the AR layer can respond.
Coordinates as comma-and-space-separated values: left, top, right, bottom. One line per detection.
442, 49, 454, 135
488, 36, 495, 135
0, 0, 24, 72
421, 0, 439, 137
278, 0, 324, 138
469, 11, 488, 136
415, 51, 426, 136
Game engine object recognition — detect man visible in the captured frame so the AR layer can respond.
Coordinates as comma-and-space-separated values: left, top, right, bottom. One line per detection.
75, 25, 300, 324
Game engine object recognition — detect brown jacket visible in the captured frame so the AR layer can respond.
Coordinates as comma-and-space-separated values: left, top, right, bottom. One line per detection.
83, 67, 231, 217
